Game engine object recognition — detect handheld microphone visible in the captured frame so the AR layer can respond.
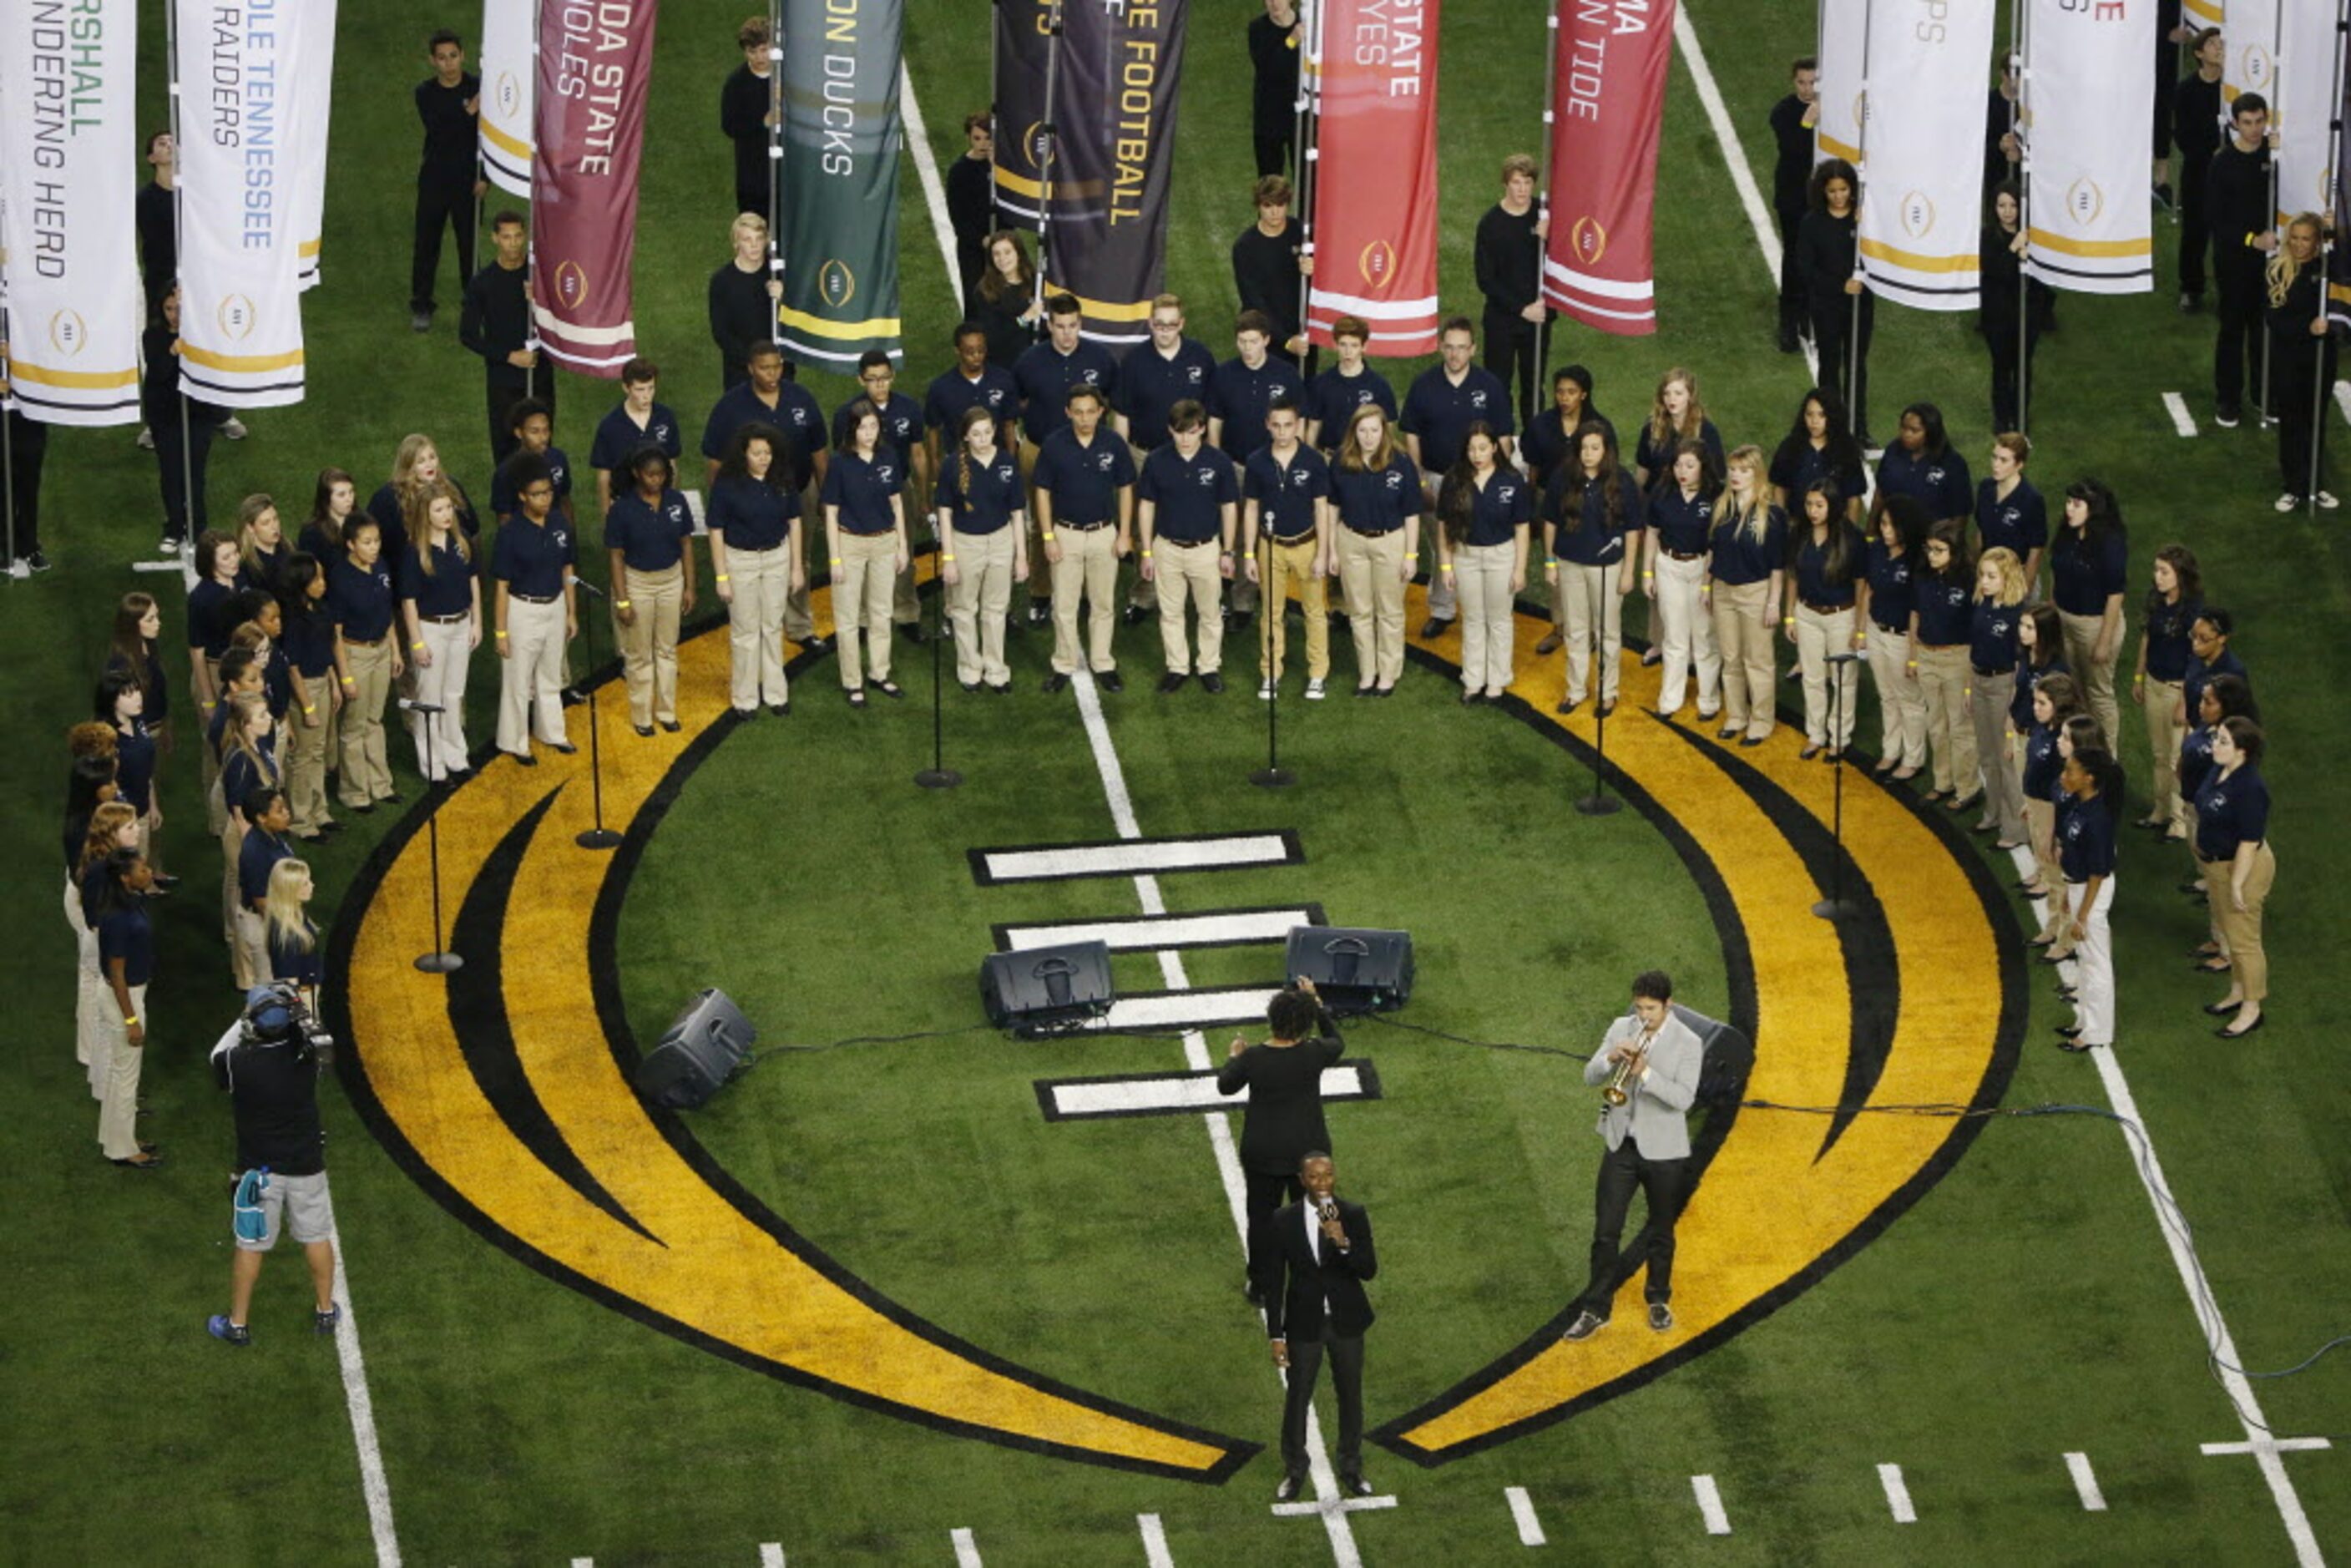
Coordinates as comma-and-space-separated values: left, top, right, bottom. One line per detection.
397, 698, 445, 716
564, 572, 608, 601
1318, 1197, 1338, 1223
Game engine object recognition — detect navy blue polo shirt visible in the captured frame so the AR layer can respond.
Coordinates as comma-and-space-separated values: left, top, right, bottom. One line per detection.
2014, 652, 2066, 729
239, 827, 292, 909
491, 444, 574, 518
367, 481, 481, 554
830, 391, 924, 467
1913, 570, 1973, 645
1877, 443, 1973, 518
937, 450, 1024, 535
1206, 355, 1307, 463
1033, 428, 1135, 526
399, 539, 477, 618
327, 556, 397, 642
1866, 539, 1915, 631
1706, 506, 1786, 586
1330, 455, 1423, 534
822, 449, 906, 534
2182, 647, 2247, 721
1456, 468, 1534, 549
1014, 341, 1119, 446
1244, 444, 1332, 543
2021, 721, 2063, 800
2059, 793, 2116, 881
2194, 764, 2269, 861
240, 542, 291, 594
188, 579, 237, 659
1768, 438, 1864, 506
1116, 337, 1217, 452
707, 475, 797, 553
281, 605, 336, 679
2050, 528, 2128, 617
270, 919, 324, 989
2179, 724, 2220, 800
923, 366, 1020, 444
492, 513, 577, 599
1969, 596, 2021, 674
705, 382, 826, 492
1303, 366, 1400, 453
1974, 478, 2047, 562
107, 647, 168, 728
98, 904, 154, 988
1138, 443, 1239, 544
1648, 488, 1715, 557
260, 645, 293, 721
1548, 473, 1644, 566
589, 401, 684, 479
220, 737, 277, 823
1634, 418, 1724, 492
1402, 365, 1515, 474
1795, 530, 1863, 608
2143, 594, 2203, 684
114, 721, 158, 814
604, 489, 695, 572
1523, 408, 1616, 483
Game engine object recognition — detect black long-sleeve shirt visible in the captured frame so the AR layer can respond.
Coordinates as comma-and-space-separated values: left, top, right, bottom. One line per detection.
1768, 93, 1813, 216
136, 181, 174, 301
1474, 203, 1541, 317
945, 153, 996, 250
720, 63, 771, 208
1795, 207, 1858, 311
1984, 86, 2020, 190
2207, 139, 2274, 277
2267, 264, 2338, 365
461, 261, 532, 385
1216, 1006, 1343, 1176
415, 73, 480, 184
1249, 13, 1302, 139
1978, 225, 2054, 341
1232, 219, 1305, 342
2172, 74, 2222, 172
708, 262, 775, 374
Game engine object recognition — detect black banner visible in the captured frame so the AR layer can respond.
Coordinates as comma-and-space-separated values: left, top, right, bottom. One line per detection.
990, 0, 1053, 230
1046, 0, 1188, 349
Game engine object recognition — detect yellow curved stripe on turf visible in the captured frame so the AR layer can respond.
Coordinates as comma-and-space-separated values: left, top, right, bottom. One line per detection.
1374, 592, 2003, 1454
348, 583, 1232, 1474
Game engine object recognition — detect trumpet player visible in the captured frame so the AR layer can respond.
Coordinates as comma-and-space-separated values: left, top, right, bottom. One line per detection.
1563, 970, 1703, 1341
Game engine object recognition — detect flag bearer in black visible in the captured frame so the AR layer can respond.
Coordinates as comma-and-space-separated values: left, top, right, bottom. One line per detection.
709, 212, 784, 396
945, 115, 997, 306
461, 212, 545, 468
1247, 0, 1304, 180
1768, 58, 1820, 352
719, 15, 776, 222
410, 30, 484, 335
1136, 402, 1242, 693
1474, 155, 1549, 426
1796, 159, 1873, 448
2206, 94, 2277, 427
2263, 213, 2341, 512
1232, 177, 1310, 362
2172, 28, 2224, 314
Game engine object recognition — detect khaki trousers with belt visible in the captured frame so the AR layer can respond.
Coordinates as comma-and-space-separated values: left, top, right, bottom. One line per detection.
1257, 536, 1330, 681
833, 531, 899, 687
1454, 543, 1516, 694
498, 594, 569, 753
2203, 841, 2277, 1003
1654, 552, 1719, 716
1914, 644, 1976, 796
1336, 526, 1406, 687
2141, 675, 2186, 829
1710, 579, 1775, 739
618, 563, 682, 727
1050, 526, 1120, 675
2059, 607, 2125, 752
1154, 539, 1225, 675
725, 543, 792, 710
284, 683, 337, 834
1560, 561, 1623, 705
1795, 604, 1858, 749
948, 525, 1016, 685
337, 639, 395, 807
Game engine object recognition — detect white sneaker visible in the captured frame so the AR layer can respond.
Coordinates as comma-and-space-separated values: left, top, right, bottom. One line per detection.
222, 417, 250, 441
157, 534, 180, 556
2276, 493, 2301, 513
136, 426, 155, 451
1257, 679, 1275, 700
2318, 491, 2340, 510
1305, 678, 1326, 701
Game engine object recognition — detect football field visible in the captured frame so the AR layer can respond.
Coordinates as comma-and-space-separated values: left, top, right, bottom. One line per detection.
4, 2, 2348, 1563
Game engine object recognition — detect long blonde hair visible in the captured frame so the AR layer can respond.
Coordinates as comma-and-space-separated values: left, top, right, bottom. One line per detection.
264, 857, 316, 953
219, 690, 279, 781
235, 494, 281, 578
1646, 367, 1709, 451
404, 478, 473, 576
2267, 212, 2326, 308
1978, 544, 2028, 606
79, 802, 140, 877
390, 433, 438, 493
1717, 445, 1774, 545
1336, 404, 1398, 473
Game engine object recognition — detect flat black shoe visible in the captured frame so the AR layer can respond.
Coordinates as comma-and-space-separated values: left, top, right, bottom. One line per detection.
548, 741, 578, 755
1555, 698, 1580, 716
634, 724, 655, 737
1275, 1474, 1306, 1503
959, 680, 982, 693
2217, 1014, 2265, 1039
798, 633, 833, 652
1041, 673, 1069, 695
1739, 735, 1767, 747
351, 803, 375, 815
2057, 1037, 2093, 1054
903, 623, 929, 645
734, 707, 760, 720
1096, 669, 1124, 694
658, 718, 681, 733
2202, 999, 2245, 1016
986, 681, 1012, 695
1200, 672, 1225, 694
1121, 604, 1150, 625
2037, 948, 2071, 965
1338, 1473, 1373, 1498
1157, 671, 1188, 694
1716, 726, 1740, 741
560, 686, 587, 707
1374, 685, 1396, 697
770, 701, 791, 716
1227, 611, 1254, 633
377, 792, 403, 805
1354, 684, 1378, 698
508, 751, 538, 766
1418, 617, 1451, 639
110, 1153, 164, 1170
1461, 690, 1483, 706
845, 688, 867, 708
870, 680, 904, 700
2055, 1024, 2083, 1039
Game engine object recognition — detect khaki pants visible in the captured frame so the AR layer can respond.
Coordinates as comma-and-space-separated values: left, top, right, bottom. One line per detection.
618, 563, 682, 727
1258, 536, 1329, 681
1560, 562, 1623, 704
285, 684, 336, 834
725, 543, 792, 710
1421, 487, 1454, 620
1915, 645, 1976, 797
1654, 553, 1719, 716
336, 639, 396, 807
2060, 607, 2124, 751
498, 595, 569, 753
94, 982, 148, 1161
66, 876, 101, 1090
1454, 543, 1516, 694
1153, 539, 1224, 675
896, 467, 928, 627
1710, 579, 1775, 739
232, 902, 270, 997
1336, 526, 1407, 688
410, 617, 473, 780
1865, 625, 1927, 769
2204, 842, 2276, 1003
1969, 675, 2026, 841
1051, 526, 1121, 675
199, 659, 225, 834
783, 477, 822, 641
948, 525, 1016, 685
2024, 797, 2069, 948
2141, 675, 2186, 828
2065, 875, 2116, 1045
220, 819, 255, 987
833, 531, 898, 687
1795, 604, 1858, 748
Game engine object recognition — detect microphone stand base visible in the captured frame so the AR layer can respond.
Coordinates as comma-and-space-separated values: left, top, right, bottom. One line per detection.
1574, 790, 1622, 817
413, 951, 465, 974
574, 828, 623, 850
1811, 898, 1859, 922
1249, 766, 1296, 789
914, 768, 964, 790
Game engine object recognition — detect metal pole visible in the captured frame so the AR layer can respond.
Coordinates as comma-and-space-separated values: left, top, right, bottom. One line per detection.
166, 0, 197, 555
768, 0, 785, 347
2014, 0, 2032, 437
1848, 0, 1875, 446
1251, 529, 1292, 788
1292, 0, 1320, 367
915, 553, 961, 788
1531, 0, 1560, 431
2308, 3, 2349, 511
526, 0, 541, 403
1035, 2, 1065, 306
2258, 0, 2287, 426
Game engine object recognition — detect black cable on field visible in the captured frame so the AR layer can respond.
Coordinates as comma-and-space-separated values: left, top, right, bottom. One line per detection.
1352, 1011, 1592, 1060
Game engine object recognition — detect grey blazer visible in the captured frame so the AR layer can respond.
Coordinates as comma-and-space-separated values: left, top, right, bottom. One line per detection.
1582, 1011, 1703, 1159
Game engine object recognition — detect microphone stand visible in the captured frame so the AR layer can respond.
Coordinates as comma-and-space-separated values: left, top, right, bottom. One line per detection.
566, 573, 621, 849
1813, 650, 1859, 919
405, 700, 463, 973
1251, 530, 1293, 787
914, 540, 961, 789
1575, 579, 1620, 816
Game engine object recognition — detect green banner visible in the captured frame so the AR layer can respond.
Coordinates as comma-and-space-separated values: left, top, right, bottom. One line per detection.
779, 0, 904, 365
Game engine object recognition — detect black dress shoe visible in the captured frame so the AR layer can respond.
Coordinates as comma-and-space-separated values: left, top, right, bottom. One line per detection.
1042, 672, 1070, 694
903, 622, 929, 645
1354, 684, 1378, 698
986, 681, 1012, 695
770, 701, 792, 716
1374, 685, 1395, 697
1096, 668, 1125, 693
734, 706, 760, 720
799, 633, 833, 652
871, 679, 905, 699
378, 792, 404, 805
1200, 672, 1225, 694
1338, 1473, 1373, 1498
1157, 671, 1189, 694
2217, 1014, 2265, 1039
560, 685, 587, 707
960, 680, 982, 693
2202, 999, 2245, 1016
1227, 610, 1255, 633
1555, 697, 1580, 716
1275, 1473, 1307, 1503
1121, 604, 1150, 625
634, 724, 655, 737
1419, 616, 1451, 639
1597, 700, 1616, 719
548, 741, 578, 755
1738, 735, 1767, 747
1777, 323, 1801, 353
658, 718, 681, 733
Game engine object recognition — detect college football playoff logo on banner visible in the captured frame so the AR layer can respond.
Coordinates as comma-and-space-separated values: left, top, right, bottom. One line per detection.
1358, 239, 1399, 293
1570, 216, 1608, 267
820, 260, 858, 309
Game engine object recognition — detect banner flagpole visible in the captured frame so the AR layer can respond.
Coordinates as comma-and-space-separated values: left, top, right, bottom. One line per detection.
1035, 1, 1065, 311
167, 0, 195, 564
1848, 0, 1874, 444
526, 0, 542, 403
2259, 0, 2286, 426
2309, 0, 2348, 511
1292, 0, 1321, 367
1531, 0, 1560, 431
2015, 0, 2031, 436
768, 0, 785, 346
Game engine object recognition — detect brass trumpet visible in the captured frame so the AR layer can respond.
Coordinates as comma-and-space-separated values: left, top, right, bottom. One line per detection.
1600, 1025, 1656, 1108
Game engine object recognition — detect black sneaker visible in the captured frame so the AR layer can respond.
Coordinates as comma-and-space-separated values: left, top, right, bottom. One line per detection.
1122, 604, 1150, 625
1275, 1473, 1307, 1503
1338, 1473, 1373, 1498
207, 1315, 251, 1347
1561, 1309, 1606, 1342
1096, 668, 1124, 693
1041, 672, 1070, 694
903, 622, 929, 645
560, 685, 587, 707
1200, 672, 1226, 694
1418, 616, 1451, 639
1157, 671, 1189, 694
799, 633, 834, 653
1648, 1302, 1675, 1332
25, 549, 51, 573
1025, 602, 1053, 626
314, 1303, 342, 1335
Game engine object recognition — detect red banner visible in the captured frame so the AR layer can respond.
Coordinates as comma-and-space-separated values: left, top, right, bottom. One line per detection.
531, 0, 660, 376
1303, 0, 1443, 357
1541, 0, 1676, 336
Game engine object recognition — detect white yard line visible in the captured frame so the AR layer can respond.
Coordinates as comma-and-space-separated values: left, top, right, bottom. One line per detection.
1047, 1064, 1375, 1120
1000, 908, 1315, 952
1138, 1512, 1176, 1568
978, 834, 1297, 882
950, 1526, 983, 1567
758, 1545, 786, 1567
329, 1237, 400, 1565
1876, 1462, 1917, 1524
2063, 1451, 2107, 1512
1504, 1485, 1546, 1545
2333, 378, 2351, 428
2163, 392, 2199, 437
1691, 1474, 1732, 1535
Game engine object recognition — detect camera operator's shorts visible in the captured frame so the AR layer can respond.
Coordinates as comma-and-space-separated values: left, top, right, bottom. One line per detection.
234, 1170, 334, 1252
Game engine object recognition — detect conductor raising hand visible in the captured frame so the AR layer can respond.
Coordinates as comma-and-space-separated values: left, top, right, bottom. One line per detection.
1217, 976, 1342, 1305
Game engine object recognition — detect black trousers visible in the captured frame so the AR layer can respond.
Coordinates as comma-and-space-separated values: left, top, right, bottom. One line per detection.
1984, 321, 2042, 436
486, 375, 554, 469
2177, 161, 2211, 300
1775, 202, 1808, 334
2214, 269, 2267, 416
2, 406, 48, 558
1483, 310, 1542, 428
1243, 1168, 1306, 1286
1254, 128, 1293, 181
2275, 344, 2337, 494
1280, 1328, 1365, 1479
1811, 291, 1874, 439
1575, 1135, 1689, 1318
411, 173, 478, 312
154, 412, 216, 543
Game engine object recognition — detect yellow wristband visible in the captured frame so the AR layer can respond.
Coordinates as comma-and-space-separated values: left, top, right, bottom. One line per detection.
829, 557, 842, 566
411, 641, 427, 652
1041, 531, 1056, 542
714, 574, 731, 583
1642, 572, 1654, 579
1782, 617, 1795, 625
614, 599, 632, 609
493, 630, 508, 639
301, 705, 316, 716
1438, 564, 1454, 573
122, 1015, 139, 1028
1140, 549, 1154, 559
940, 554, 957, 563
340, 675, 356, 685
1907, 660, 1919, 670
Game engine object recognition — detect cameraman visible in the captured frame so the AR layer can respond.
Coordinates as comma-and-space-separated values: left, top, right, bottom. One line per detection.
206, 984, 340, 1347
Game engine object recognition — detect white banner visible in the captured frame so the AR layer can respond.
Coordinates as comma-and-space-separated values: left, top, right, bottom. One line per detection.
2223, 3, 2278, 116
2274, 0, 2342, 225
1855, 0, 1995, 310
2182, 0, 2220, 28
479, 0, 533, 196
2020, 0, 2155, 294
0, 0, 144, 426
291, 0, 336, 290
1814, 0, 1867, 165
174, 0, 311, 407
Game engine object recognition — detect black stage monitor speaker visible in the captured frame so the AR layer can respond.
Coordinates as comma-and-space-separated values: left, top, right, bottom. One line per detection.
636, 989, 758, 1110
1673, 1004, 1756, 1108
1285, 926, 1413, 1014
981, 941, 1115, 1034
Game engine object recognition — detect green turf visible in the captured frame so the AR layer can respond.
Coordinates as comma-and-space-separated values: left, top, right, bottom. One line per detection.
2, 0, 2346, 1562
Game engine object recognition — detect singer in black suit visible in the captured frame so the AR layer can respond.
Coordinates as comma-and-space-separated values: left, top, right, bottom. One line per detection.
1218, 976, 1342, 1302
1253, 1151, 1378, 1502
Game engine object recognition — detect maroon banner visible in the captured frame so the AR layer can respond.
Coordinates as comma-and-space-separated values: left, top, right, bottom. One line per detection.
1302, 0, 1442, 357
531, 0, 660, 376
1541, 0, 1676, 336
